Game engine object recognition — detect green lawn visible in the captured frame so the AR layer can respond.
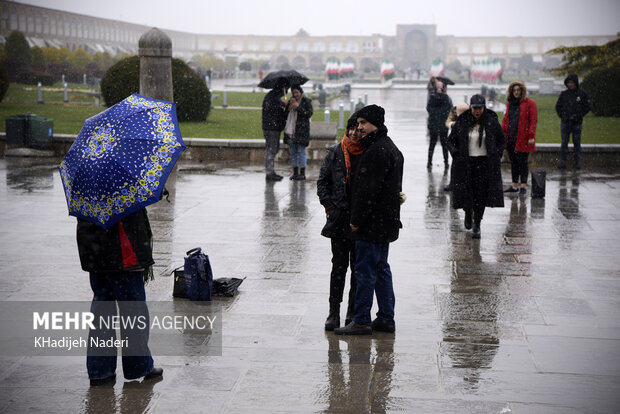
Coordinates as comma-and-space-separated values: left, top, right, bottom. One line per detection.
210, 90, 265, 107
3, 82, 100, 104
1, 84, 616, 142
0, 102, 349, 139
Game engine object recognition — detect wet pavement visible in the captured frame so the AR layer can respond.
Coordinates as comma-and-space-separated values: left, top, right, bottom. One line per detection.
1, 91, 620, 413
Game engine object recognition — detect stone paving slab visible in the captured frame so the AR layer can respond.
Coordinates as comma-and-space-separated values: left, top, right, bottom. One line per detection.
1, 119, 620, 412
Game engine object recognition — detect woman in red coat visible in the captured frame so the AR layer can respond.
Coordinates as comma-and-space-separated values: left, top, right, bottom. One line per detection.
501, 81, 538, 195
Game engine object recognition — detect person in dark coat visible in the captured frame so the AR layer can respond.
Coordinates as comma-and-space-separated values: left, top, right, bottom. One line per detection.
426, 80, 453, 169
317, 115, 362, 330
555, 74, 590, 169
76, 209, 163, 386
262, 80, 288, 181
447, 94, 505, 239
501, 81, 538, 195
334, 104, 404, 336
284, 84, 313, 180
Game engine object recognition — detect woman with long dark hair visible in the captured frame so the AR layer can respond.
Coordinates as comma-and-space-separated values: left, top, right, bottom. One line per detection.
447, 94, 505, 238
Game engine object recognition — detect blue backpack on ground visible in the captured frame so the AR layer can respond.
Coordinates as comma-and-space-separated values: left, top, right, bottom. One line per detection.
184, 247, 213, 301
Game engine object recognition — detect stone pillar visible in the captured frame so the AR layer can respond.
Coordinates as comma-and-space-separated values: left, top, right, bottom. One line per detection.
139, 28, 173, 101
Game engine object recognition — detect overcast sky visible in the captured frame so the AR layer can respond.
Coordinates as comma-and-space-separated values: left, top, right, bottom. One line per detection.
15, 0, 620, 38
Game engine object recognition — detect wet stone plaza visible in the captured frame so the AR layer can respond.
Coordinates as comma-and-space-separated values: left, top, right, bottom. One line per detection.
1, 89, 620, 413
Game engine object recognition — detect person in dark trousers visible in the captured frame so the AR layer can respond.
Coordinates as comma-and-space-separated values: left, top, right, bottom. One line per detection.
76, 209, 163, 386
555, 74, 590, 169
426, 80, 453, 169
501, 81, 538, 195
262, 80, 288, 181
284, 84, 313, 180
334, 104, 404, 336
447, 94, 505, 239
317, 115, 362, 330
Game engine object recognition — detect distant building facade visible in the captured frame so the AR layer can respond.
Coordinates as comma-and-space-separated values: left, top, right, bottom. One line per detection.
0, 1, 615, 73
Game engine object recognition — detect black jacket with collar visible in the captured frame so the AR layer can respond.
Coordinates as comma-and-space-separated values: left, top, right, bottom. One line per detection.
555, 74, 591, 123
349, 125, 404, 243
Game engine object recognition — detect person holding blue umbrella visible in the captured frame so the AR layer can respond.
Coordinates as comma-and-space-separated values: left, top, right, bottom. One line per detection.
60, 94, 185, 386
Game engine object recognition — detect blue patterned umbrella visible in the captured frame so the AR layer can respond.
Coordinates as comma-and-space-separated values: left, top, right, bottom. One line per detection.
59, 93, 186, 229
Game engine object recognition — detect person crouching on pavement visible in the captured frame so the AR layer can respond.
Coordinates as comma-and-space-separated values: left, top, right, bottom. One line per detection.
317, 114, 362, 330
334, 104, 404, 335
501, 81, 538, 195
447, 94, 505, 239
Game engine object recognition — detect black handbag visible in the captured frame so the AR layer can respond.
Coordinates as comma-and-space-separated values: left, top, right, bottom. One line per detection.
172, 266, 188, 298
531, 170, 546, 199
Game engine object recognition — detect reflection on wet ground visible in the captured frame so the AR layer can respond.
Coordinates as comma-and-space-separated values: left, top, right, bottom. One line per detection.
1, 88, 620, 412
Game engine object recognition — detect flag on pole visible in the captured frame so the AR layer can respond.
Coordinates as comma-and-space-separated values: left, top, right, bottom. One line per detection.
325, 58, 340, 81
339, 61, 355, 78
380, 59, 395, 82
429, 59, 444, 77
471, 58, 502, 83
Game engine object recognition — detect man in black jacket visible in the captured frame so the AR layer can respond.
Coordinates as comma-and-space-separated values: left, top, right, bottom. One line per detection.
555, 74, 590, 169
334, 105, 404, 335
262, 80, 288, 181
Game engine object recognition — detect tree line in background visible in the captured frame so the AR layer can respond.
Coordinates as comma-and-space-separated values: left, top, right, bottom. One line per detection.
0, 30, 618, 117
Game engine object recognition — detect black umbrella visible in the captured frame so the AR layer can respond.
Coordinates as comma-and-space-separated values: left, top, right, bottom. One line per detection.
213, 277, 245, 297
436, 75, 455, 85
258, 70, 309, 89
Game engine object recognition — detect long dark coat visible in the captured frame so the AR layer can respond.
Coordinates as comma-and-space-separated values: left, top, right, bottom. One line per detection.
350, 125, 404, 243
317, 143, 351, 239
447, 109, 506, 210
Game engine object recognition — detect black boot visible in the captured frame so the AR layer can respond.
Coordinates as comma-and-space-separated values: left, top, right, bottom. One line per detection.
472, 220, 481, 238
290, 167, 299, 180
324, 303, 340, 331
464, 209, 473, 230
294, 167, 306, 180
345, 302, 354, 326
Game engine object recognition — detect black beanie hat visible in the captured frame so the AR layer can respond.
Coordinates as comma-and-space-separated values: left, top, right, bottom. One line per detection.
346, 113, 358, 130
355, 104, 385, 127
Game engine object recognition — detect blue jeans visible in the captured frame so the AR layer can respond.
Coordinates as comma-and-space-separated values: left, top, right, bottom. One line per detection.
87, 271, 154, 380
289, 142, 307, 168
353, 241, 395, 325
560, 120, 582, 166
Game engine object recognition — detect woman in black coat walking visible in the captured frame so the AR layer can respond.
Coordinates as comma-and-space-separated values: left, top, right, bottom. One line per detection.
447, 94, 505, 238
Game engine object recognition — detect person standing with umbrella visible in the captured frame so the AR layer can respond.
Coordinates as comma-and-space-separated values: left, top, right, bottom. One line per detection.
501, 81, 538, 195
261, 79, 288, 181
59, 94, 185, 386
284, 84, 313, 180
447, 94, 505, 239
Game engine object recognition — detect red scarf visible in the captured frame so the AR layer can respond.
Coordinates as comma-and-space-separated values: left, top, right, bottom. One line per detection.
341, 134, 363, 184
